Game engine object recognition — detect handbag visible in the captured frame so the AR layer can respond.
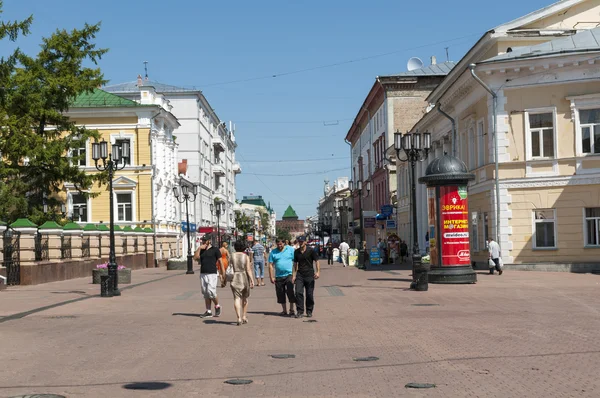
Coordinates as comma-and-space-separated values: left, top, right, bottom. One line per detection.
225, 254, 236, 282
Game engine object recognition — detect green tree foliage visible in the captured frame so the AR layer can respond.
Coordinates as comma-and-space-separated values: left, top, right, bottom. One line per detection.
260, 210, 271, 237
276, 227, 292, 242
234, 211, 254, 239
0, 5, 108, 223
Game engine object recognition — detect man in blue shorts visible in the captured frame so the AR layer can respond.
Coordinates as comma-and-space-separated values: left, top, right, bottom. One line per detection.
268, 238, 296, 316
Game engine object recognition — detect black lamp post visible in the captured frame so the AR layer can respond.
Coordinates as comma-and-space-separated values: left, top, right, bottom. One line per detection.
334, 198, 352, 243
92, 139, 130, 297
173, 180, 198, 275
210, 200, 225, 247
349, 179, 370, 267
394, 130, 431, 285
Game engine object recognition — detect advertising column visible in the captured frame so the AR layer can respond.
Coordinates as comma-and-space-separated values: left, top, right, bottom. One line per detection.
439, 186, 470, 267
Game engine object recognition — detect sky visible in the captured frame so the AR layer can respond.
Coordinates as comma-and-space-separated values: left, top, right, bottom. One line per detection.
2, 0, 552, 219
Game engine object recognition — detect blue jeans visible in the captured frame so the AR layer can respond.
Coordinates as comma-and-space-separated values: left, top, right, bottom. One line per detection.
254, 260, 265, 278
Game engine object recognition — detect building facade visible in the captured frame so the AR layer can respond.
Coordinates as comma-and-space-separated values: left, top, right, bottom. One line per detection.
104, 76, 240, 245
317, 178, 352, 244
276, 206, 305, 240
399, 0, 600, 268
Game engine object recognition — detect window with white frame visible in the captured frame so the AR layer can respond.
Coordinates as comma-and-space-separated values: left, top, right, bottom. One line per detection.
71, 193, 88, 222
116, 193, 133, 221
584, 207, 600, 246
477, 120, 485, 167
114, 139, 131, 166
533, 209, 556, 249
471, 211, 479, 252
527, 113, 554, 159
579, 109, 600, 154
71, 144, 87, 166
468, 127, 475, 170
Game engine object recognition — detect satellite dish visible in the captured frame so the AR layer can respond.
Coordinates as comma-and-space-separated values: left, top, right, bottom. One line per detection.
407, 57, 424, 71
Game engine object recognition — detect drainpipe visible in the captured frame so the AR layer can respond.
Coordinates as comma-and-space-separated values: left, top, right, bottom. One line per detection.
469, 63, 501, 251
436, 103, 457, 157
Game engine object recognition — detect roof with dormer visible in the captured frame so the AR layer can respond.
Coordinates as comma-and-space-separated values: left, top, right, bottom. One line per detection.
282, 205, 298, 220
71, 89, 149, 108
104, 79, 198, 93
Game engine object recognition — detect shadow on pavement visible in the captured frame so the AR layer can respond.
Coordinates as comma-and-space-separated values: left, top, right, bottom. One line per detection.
247, 311, 288, 317
123, 381, 172, 390
172, 312, 203, 317
368, 278, 414, 283
203, 319, 237, 326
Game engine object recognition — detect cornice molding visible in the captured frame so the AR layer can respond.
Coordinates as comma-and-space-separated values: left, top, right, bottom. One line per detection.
499, 175, 600, 189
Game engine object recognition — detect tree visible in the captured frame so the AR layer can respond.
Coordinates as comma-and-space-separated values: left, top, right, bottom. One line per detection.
0, 6, 108, 223
276, 227, 292, 242
260, 210, 271, 238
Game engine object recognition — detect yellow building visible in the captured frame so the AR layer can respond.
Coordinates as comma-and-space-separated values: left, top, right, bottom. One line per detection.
65, 89, 181, 259
398, 0, 600, 270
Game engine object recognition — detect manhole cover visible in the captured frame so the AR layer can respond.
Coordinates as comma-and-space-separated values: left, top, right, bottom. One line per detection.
270, 354, 295, 359
123, 382, 172, 390
303, 319, 317, 323
411, 304, 440, 307
9, 395, 67, 398
224, 379, 253, 385
405, 383, 436, 389
353, 356, 379, 362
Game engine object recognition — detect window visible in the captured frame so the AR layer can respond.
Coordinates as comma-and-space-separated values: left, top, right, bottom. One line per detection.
579, 109, 600, 154
483, 212, 489, 249
584, 207, 600, 246
477, 121, 485, 167
528, 113, 554, 159
471, 211, 479, 252
468, 127, 475, 170
114, 139, 131, 165
71, 144, 87, 166
116, 193, 133, 221
72, 194, 88, 222
533, 209, 556, 249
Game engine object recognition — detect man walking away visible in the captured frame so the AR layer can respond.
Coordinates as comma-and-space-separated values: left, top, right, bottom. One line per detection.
252, 240, 267, 286
339, 240, 349, 267
268, 238, 297, 316
293, 236, 320, 318
193, 235, 223, 318
326, 242, 333, 265
487, 238, 502, 275
400, 240, 408, 263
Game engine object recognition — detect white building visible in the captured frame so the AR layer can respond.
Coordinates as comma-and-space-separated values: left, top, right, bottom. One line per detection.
317, 177, 352, 245
105, 76, 241, 247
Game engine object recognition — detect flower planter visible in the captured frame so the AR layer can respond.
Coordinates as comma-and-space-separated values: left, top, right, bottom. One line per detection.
167, 259, 187, 271
92, 268, 131, 284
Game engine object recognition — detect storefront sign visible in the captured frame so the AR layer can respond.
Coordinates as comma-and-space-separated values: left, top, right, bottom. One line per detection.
381, 205, 394, 217
386, 220, 396, 229
369, 247, 380, 265
440, 185, 470, 266
363, 217, 376, 228
427, 187, 438, 266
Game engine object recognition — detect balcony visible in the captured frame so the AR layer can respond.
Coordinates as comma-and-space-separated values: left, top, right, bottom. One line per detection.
213, 186, 227, 202
212, 162, 225, 176
212, 135, 225, 152
232, 162, 242, 174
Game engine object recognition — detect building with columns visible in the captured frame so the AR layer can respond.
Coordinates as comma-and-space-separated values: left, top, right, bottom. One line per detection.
398, 0, 600, 269
105, 76, 240, 246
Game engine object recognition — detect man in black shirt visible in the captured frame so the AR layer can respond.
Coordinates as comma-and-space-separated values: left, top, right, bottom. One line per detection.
193, 235, 222, 318
293, 236, 320, 318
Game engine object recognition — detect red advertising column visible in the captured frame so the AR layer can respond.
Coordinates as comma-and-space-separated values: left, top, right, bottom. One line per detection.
439, 186, 471, 267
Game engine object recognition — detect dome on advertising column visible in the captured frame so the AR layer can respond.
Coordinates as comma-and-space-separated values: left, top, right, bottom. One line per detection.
418, 155, 475, 186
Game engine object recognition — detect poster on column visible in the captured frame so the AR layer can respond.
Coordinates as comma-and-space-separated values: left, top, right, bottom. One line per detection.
440, 186, 471, 266
427, 187, 438, 266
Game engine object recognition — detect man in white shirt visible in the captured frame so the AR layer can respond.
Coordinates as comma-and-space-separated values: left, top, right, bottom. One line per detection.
339, 240, 350, 267
487, 238, 502, 275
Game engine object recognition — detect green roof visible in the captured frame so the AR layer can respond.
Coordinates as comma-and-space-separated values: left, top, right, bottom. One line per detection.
63, 222, 82, 231
11, 218, 37, 228
241, 195, 267, 208
282, 205, 298, 220
71, 88, 150, 108
39, 221, 63, 230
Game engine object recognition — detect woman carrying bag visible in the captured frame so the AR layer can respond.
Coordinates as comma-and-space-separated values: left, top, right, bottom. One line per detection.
226, 240, 255, 325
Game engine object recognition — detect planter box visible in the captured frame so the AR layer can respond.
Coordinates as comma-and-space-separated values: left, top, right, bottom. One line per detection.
92, 268, 131, 284
167, 259, 187, 271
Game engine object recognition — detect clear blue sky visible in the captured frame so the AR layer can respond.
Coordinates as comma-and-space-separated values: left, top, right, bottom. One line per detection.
3, 0, 550, 219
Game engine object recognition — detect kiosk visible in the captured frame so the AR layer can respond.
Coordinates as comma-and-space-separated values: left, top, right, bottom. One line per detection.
419, 155, 477, 284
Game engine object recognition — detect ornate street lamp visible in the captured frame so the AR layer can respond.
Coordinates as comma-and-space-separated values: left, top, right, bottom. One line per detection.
349, 179, 370, 267
92, 139, 130, 297
173, 180, 198, 275
394, 130, 431, 283
210, 200, 225, 247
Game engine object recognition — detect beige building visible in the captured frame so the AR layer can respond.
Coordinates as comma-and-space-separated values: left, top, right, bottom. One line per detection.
398, 0, 600, 269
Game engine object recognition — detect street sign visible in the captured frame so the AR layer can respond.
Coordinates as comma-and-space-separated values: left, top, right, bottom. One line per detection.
381, 205, 394, 217
364, 217, 376, 228
386, 220, 396, 229
370, 247, 380, 265
181, 222, 197, 233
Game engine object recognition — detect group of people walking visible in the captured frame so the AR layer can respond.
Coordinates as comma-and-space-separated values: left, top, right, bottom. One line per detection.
193, 235, 321, 325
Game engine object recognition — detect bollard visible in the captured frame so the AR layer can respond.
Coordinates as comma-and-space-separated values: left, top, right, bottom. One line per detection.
413, 260, 430, 291
100, 275, 112, 297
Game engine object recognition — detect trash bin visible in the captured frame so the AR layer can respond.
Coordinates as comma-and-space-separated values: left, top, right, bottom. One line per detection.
412, 262, 430, 292
100, 275, 112, 297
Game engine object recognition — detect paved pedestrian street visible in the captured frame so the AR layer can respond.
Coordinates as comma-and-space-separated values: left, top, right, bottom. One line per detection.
1, 262, 599, 397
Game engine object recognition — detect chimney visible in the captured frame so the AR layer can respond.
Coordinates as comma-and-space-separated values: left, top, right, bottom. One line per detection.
431, 56, 437, 65
137, 74, 143, 87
